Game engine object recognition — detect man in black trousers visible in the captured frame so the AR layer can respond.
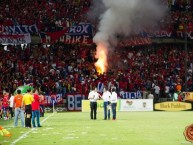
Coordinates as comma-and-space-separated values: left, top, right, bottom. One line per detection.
88, 87, 100, 120
22, 88, 34, 128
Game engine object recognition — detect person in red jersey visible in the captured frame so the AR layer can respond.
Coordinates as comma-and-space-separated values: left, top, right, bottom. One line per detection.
2, 91, 10, 120
31, 89, 42, 127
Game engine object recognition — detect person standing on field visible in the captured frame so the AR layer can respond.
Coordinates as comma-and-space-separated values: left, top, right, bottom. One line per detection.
9, 94, 14, 118
102, 88, 111, 120
22, 88, 34, 128
31, 89, 42, 127
2, 91, 10, 120
110, 88, 118, 120
13, 90, 25, 127
88, 87, 100, 120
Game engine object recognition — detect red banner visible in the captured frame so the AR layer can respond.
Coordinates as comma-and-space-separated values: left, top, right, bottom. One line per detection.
39, 23, 93, 44
66, 94, 87, 111
119, 37, 152, 47
41, 93, 64, 106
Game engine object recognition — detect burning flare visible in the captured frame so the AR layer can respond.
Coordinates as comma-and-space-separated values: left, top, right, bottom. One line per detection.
95, 43, 108, 75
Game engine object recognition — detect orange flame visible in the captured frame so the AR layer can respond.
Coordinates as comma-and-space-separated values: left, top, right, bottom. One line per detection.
95, 43, 108, 75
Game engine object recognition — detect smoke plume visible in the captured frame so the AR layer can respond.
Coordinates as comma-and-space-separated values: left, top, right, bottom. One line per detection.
91, 0, 167, 72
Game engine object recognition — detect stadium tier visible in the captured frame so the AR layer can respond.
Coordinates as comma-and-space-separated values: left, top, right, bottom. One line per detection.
0, 0, 193, 103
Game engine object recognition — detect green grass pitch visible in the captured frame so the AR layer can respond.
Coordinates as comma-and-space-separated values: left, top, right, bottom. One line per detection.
0, 111, 193, 145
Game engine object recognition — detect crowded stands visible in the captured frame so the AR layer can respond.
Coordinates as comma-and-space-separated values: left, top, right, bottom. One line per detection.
0, 43, 192, 100
0, 0, 193, 103
0, 0, 91, 32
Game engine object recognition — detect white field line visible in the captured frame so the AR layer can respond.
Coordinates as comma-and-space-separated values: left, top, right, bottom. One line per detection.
10, 113, 54, 145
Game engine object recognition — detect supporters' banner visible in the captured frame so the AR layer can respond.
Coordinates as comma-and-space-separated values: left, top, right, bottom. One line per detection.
119, 91, 143, 99
176, 31, 193, 39
40, 23, 93, 44
3, 24, 38, 34
42, 93, 64, 106
0, 33, 31, 44
119, 99, 153, 111
139, 30, 193, 39
119, 37, 152, 47
66, 94, 86, 111
140, 30, 172, 38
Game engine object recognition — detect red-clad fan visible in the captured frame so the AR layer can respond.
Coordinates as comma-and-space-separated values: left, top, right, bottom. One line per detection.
31, 89, 42, 128
2, 91, 10, 120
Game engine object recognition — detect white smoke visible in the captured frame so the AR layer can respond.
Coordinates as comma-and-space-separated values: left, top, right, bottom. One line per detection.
93, 0, 167, 46
92, 0, 167, 72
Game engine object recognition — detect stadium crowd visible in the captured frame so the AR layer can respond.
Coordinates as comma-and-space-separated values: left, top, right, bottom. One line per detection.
0, 0, 193, 33
0, 0, 193, 102
0, 0, 91, 32
0, 43, 192, 99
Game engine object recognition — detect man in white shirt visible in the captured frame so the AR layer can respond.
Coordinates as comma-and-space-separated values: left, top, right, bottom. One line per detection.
110, 88, 118, 120
9, 94, 14, 118
88, 87, 100, 120
153, 84, 160, 103
102, 88, 111, 120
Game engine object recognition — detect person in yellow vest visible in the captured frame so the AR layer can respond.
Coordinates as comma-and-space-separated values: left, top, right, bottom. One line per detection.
22, 88, 34, 128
